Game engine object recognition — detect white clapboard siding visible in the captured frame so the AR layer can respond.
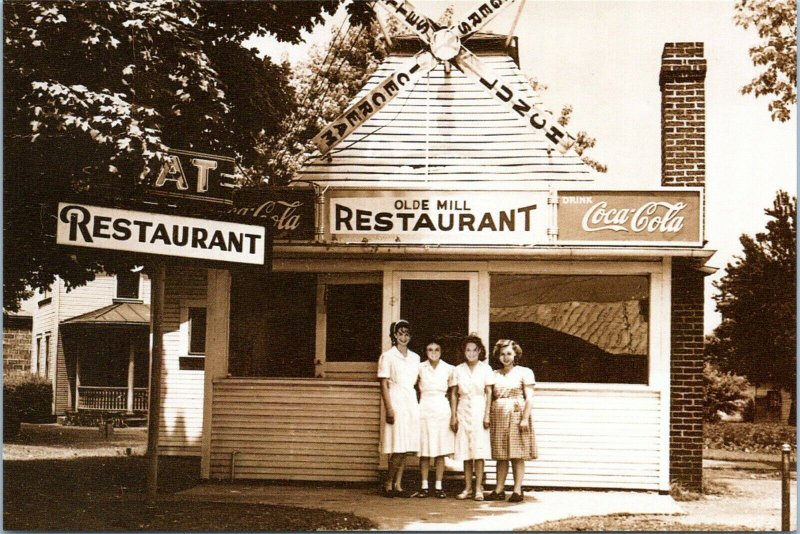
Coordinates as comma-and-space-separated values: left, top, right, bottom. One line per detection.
158, 267, 207, 456
298, 56, 593, 185
484, 387, 663, 490
209, 379, 663, 489
209, 379, 381, 481
324, 362, 378, 381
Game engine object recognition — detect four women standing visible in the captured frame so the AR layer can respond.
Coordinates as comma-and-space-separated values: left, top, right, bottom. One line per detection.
378, 322, 537, 503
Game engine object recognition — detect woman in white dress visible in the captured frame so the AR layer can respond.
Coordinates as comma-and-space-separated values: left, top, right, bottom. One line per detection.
377, 319, 421, 498
415, 340, 455, 499
449, 334, 494, 501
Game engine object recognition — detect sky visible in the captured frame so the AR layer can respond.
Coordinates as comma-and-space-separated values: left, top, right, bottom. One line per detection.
249, 0, 797, 334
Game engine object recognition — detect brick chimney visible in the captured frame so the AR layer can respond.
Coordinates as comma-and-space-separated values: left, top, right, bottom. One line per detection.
659, 42, 707, 186
660, 42, 707, 492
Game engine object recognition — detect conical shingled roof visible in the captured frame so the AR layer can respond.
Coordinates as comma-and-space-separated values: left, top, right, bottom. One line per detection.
298, 35, 595, 189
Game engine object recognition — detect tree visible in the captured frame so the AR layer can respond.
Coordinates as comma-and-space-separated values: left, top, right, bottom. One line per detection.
708, 190, 796, 422
3, 0, 345, 311
257, 10, 389, 185
702, 360, 751, 422
734, 0, 797, 122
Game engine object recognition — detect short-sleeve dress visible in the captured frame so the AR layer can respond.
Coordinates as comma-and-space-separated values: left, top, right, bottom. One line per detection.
418, 360, 455, 458
377, 346, 421, 454
449, 361, 495, 461
490, 365, 538, 461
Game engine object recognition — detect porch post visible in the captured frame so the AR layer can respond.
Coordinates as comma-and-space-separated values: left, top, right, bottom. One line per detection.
127, 340, 135, 414
75, 346, 81, 411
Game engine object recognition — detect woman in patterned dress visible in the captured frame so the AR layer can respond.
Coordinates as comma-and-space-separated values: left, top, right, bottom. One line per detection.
486, 339, 537, 503
449, 334, 494, 501
414, 340, 455, 499
378, 319, 421, 498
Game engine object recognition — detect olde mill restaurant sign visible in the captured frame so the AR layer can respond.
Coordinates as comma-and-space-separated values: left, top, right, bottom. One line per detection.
329, 189, 702, 246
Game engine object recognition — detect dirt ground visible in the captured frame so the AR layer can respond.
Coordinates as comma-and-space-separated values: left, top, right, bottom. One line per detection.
3, 424, 375, 531
4, 423, 797, 531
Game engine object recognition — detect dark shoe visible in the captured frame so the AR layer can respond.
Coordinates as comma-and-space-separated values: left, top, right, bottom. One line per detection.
413, 489, 430, 498
434, 489, 447, 499
382, 487, 395, 498
508, 492, 523, 503
395, 489, 414, 498
485, 490, 506, 501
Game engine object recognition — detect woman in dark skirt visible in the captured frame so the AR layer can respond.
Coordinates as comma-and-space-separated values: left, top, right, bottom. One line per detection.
487, 339, 537, 503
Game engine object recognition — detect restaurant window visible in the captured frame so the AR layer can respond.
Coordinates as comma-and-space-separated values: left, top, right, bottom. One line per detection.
229, 271, 316, 378
322, 276, 382, 363
489, 274, 649, 384
116, 271, 140, 300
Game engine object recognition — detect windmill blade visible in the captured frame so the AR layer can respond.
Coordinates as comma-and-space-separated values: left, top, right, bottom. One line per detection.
375, 0, 437, 43
452, 48, 575, 154
452, 0, 520, 39
312, 51, 438, 156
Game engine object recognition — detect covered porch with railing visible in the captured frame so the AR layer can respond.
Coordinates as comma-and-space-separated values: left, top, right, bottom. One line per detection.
61, 302, 151, 415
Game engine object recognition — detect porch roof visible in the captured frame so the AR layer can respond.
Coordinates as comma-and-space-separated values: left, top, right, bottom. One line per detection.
61, 302, 150, 328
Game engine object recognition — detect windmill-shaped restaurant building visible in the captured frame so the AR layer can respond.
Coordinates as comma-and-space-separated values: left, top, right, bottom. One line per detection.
155, 2, 711, 493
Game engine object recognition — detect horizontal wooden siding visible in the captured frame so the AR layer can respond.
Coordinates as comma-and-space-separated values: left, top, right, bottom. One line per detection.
209, 379, 662, 489
158, 267, 206, 456
210, 379, 381, 481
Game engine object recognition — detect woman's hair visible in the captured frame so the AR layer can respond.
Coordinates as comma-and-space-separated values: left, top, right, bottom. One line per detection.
492, 339, 523, 367
425, 340, 442, 351
460, 333, 487, 361
389, 319, 411, 346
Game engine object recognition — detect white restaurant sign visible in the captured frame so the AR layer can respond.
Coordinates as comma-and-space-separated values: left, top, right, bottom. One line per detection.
328, 189, 703, 246
56, 203, 266, 265
330, 191, 549, 245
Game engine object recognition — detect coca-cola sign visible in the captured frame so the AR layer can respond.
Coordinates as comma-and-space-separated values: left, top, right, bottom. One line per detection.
228, 187, 315, 241
557, 190, 702, 245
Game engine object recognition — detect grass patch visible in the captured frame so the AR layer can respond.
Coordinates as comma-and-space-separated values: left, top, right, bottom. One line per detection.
4, 455, 377, 531
521, 513, 757, 531
705, 422, 796, 454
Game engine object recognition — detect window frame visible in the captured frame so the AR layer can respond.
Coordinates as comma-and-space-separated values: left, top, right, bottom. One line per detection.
315, 273, 383, 379
180, 299, 207, 370
485, 260, 668, 391
115, 272, 141, 301
487, 273, 651, 386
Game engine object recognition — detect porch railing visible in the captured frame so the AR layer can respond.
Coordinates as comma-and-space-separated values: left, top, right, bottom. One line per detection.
77, 386, 148, 412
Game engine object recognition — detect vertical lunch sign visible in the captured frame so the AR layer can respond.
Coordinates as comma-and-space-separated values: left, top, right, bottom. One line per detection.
556, 189, 703, 246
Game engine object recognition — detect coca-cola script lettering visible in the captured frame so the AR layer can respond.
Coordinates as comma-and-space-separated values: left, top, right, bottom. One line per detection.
229, 201, 303, 232
230, 188, 316, 241
581, 201, 687, 233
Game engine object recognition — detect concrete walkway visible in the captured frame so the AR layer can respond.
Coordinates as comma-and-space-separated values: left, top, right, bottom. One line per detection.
176, 484, 681, 531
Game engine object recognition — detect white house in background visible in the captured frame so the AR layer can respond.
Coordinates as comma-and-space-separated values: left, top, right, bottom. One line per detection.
31, 271, 159, 417
32, 269, 208, 453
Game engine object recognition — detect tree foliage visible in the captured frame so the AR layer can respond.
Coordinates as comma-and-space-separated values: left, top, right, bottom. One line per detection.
257, 11, 389, 185
734, 0, 797, 122
708, 191, 796, 401
3, 0, 344, 311
702, 360, 751, 422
